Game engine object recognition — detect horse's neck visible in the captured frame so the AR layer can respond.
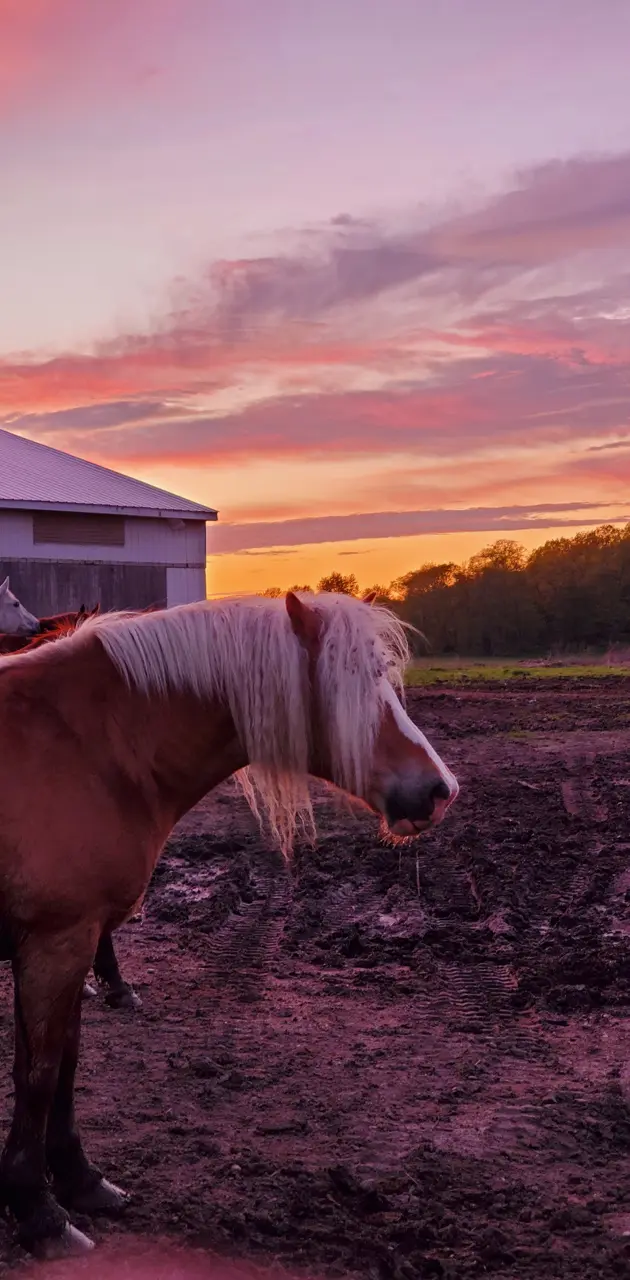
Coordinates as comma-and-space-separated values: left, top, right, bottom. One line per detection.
78, 639, 247, 826
143, 689, 246, 823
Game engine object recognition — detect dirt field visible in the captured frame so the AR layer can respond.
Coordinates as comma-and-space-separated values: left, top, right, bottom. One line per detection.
2, 679, 630, 1278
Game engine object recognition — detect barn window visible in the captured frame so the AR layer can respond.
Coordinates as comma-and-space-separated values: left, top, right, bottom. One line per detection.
33, 512, 126, 547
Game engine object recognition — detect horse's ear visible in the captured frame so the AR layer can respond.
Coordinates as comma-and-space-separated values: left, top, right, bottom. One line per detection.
78, 604, 86, 616
362, 591, 377, 606
286, 591, 321, 650
0, 577, 8, 596
91, 603, 101, 617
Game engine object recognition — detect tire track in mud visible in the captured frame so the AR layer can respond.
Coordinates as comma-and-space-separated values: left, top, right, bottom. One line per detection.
440, 961, 519, 1030
505, 749, 630, 1022
146, 837, 295, 1010
558, 753, 612, 915
412, 847, 528, 1038
198, 852, 292, 1005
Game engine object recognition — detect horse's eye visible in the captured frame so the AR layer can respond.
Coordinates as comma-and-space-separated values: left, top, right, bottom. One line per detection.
12, 601, 19, 607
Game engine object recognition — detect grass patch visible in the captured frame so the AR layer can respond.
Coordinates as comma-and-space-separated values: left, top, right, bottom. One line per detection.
405, 659, 630, 686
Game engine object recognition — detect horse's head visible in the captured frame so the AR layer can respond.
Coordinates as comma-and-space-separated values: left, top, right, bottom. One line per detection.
0, 577, 39, 636
285, 590, 458, 837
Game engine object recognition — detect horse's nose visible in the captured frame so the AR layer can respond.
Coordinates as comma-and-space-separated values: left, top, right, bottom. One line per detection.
431, 780, 451, 805
413, 778, 451, 821
385, 776, 453, 832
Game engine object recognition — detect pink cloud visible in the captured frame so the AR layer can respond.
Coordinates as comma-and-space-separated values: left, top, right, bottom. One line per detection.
2, 147, 630, 534
0, 0, 180, 115
8, 343, 627, 476
0, 328, 391, 416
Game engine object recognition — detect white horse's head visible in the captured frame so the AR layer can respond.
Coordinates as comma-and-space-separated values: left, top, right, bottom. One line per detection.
0, 578, 39, 635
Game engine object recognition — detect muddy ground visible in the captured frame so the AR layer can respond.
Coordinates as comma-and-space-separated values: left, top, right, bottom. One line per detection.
2, 679, 630, 1278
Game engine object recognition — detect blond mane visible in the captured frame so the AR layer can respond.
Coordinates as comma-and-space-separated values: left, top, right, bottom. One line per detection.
75, 593, 410, 855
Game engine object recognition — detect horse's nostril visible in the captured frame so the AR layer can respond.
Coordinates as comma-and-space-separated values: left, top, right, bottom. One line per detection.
431, 780, 451, 804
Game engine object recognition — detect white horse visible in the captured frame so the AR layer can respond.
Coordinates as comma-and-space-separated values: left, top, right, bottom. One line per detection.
0, 577, 39, 635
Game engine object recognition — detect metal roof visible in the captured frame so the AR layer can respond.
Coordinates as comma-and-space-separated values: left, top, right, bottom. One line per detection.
0, 429, 217, 521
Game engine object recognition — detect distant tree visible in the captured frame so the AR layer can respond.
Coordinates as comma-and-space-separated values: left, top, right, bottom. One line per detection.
392, 563, 457, 598
527, 525, 626, 648
467, 539, 526, 576
461, 540, 536, 655
393, 563, 459, 653
361, 584, 393, 603
262, 587, 282, 597
287, 583, 313, 594
316, 572, 359, 595
266, 524, 630, 655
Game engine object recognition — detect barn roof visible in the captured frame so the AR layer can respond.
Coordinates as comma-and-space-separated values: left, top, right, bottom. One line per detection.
0, 429, 217, 521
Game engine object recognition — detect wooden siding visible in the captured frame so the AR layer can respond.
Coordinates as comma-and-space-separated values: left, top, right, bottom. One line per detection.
0, 559, 167, 615
166, 565, 207, 606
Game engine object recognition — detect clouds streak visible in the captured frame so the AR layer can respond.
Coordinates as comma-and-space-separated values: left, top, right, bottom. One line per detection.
209, 503, 629, 555
2, 148, 630, 549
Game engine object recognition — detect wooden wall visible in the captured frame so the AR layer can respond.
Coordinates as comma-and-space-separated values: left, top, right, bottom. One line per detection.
0, 559, 167, 615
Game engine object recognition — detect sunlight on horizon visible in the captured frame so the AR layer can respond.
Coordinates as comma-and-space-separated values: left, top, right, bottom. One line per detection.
205, 523, 616, 597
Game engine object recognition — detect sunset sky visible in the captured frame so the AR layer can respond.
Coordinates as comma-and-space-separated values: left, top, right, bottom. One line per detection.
2, 0, 630, 596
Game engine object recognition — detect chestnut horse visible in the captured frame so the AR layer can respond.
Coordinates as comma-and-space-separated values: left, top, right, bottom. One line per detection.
0, 607, 140, 1011
0, 605, 96, 655
0, 591, 458, 1257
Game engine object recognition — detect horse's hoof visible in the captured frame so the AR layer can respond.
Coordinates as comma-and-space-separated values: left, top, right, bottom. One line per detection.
68, 1177, 130, 1216
33, 1222, 95, 1259
82, 982, 98, 1000
104, 986, 142, 1012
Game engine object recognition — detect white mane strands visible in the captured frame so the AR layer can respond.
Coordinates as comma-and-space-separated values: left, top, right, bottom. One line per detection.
79, 594, 410, 855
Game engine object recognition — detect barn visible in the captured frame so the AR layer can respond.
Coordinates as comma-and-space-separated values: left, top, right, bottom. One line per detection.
0, 428, 217, 614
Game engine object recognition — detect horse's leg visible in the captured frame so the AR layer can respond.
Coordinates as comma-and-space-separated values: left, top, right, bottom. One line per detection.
92, 931, 142, 1011
47, 995, 129, 1215
0, 934, 96, 1256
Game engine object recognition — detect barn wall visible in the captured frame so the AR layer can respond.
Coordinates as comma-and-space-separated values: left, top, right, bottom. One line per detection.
166, 566, 207, 606
0, 510, 209, 613
0, 510, 207, 566
0, 560, 168, 615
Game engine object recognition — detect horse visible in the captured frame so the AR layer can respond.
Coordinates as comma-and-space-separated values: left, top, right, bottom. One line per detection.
0, 606, 140, 1011
0, 590, 459, 1257
0, 577, 39, 636
0, 605, 99, 654
82, 929, 141, 1011
39, 605, 99, 634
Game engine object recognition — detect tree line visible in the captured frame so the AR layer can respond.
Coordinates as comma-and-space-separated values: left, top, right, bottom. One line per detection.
263, 524, 630, 655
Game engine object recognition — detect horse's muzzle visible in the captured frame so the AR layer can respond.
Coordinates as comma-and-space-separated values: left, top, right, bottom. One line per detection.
385, 778, 452, 836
